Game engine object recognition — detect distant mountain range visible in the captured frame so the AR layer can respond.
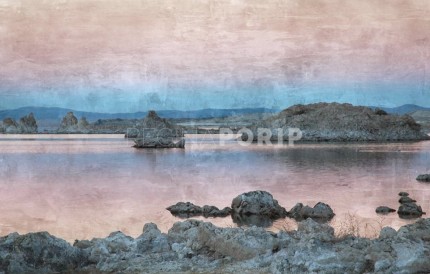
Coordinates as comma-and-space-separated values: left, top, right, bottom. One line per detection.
1, 104, 429, 124
371, 104, 430, 115
0, 106, 279, 122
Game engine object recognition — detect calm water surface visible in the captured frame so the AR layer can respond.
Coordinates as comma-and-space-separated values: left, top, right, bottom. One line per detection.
0, 134, 429, 242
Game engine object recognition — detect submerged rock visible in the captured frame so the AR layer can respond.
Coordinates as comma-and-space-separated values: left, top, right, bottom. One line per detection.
288, 202, 335, 221
398, 192, 409, 197
231, 190, 287, 218
376, 206, 396, 214
416, 174, 430, 182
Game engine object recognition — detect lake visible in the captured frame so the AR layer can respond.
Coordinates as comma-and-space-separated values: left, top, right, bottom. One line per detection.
0, 134, 429, 242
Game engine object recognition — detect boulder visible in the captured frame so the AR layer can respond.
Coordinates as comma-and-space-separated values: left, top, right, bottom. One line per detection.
398, 192, 409, 197
231, 191, 287, 218
398, 203, 425, 219
0, 232, 84, 273
416, 174, 430, 182
398, 196, 417, 204
376, 206, 396, 214
166, 202, 231, 218
288, 202, 335, 221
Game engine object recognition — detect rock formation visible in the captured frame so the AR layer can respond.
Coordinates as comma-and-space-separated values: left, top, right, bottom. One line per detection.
397, 193, 425, 219
417, 174, 430, 182
166, 202, 232, 218
133, 111, 185, 148
1, 218, 430, 273
57, 112, 91, 133
243, 103, 430, 142
1, 113, 38, 133
231, 190, 287, 218
375, 206, 396, 214
288, 202, 335, 221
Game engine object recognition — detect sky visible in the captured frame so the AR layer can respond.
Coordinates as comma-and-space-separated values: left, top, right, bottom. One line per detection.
0, 0, 429, 112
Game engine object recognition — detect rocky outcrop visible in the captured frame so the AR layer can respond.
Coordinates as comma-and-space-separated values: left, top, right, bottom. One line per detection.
288, 202, 335, 221
133, 111, 185, 148
397, 193, 425, 219
375, 206, 396, 214
231, 190, 287, 218
166, 202, 231, 218
57, 112, 91, 133
1, 218, 430, 273
243, 103, 430, 142
417, 174, 430, 182
1, 113, 38, 133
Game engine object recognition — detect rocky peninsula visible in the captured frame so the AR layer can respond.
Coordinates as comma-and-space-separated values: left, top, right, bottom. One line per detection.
243, 103, 430, 142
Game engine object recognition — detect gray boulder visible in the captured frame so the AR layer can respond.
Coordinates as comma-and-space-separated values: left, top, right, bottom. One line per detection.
399, 196, 417, 204
231, 191, 287, 218
0, 232, 84, 273
288, 202, 335, 221
376, 206, 396, 214
416, 174, 430, 182
398, 203, 425, 219
166, 202, 231, 218
398, 192, 409, 197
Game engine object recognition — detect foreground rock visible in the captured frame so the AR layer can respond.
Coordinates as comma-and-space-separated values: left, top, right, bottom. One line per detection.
288, 202, 335, 221
231, 191, 287, 218
1, 219, 430, 273
416, 174, 430, 182
167, 202, 231, 218
243, 103, 430, 142
133, 111, 185, 148
1, 113, 38, 134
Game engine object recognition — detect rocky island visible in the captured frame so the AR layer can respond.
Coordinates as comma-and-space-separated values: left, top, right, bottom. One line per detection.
242, 103, 430, 142
132, 111, 185, 148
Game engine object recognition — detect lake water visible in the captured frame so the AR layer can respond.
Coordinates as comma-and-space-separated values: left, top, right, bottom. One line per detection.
0, 134, 429, 242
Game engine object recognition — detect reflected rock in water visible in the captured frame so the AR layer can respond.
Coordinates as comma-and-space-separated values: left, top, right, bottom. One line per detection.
231, 213, 275, 228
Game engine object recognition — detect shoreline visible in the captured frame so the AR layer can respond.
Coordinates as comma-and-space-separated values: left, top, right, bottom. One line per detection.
1, 218, 429, 273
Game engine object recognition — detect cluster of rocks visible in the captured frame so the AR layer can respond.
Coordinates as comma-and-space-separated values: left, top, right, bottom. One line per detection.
132, 111, 185, 148
56, 112, 91, 134
0, 113, 38, 134
1, 218, 430, 273
167, 202, 232, 218
376, 192, 426, 219
243, 103, 430, 142
167, 191, 335, 228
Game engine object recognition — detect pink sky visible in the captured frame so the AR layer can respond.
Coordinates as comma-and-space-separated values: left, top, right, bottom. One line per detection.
0, 0, 429, 111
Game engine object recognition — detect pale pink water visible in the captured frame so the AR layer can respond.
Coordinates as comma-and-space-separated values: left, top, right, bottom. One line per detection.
0, 134, 429, 242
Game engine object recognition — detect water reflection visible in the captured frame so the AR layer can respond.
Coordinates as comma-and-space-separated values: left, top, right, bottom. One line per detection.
0, 134, 429, 241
